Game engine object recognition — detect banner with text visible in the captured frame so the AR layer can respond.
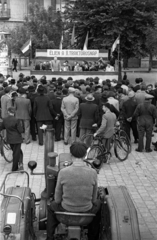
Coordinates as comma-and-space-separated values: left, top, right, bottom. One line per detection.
47, 49, 99, 58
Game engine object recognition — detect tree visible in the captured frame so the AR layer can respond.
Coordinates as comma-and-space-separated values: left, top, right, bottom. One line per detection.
7, 3, 63, 57
64, 0, 157, 61
145, 17, 157, 72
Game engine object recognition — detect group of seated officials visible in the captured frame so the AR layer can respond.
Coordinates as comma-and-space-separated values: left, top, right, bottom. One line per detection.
34, 56, 115, 72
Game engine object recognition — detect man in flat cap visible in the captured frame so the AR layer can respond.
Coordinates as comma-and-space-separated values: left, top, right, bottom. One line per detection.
134, 94, 157, 152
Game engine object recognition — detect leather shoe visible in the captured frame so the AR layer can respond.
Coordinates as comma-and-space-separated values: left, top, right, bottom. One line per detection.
135, 149, 143, 152
152, 142, 157, 146
64, 141, 68, 145
134, 140, 138, 144
145, 149, 153, 152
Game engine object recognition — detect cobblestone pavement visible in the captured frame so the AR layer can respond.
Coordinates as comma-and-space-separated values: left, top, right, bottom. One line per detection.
0, 138, 157, 240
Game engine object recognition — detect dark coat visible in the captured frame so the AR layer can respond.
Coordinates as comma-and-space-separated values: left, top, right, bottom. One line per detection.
27, 92, 39, 117
134, 102, 157, 125
0, 115, 23, 144
52, 95, 63, 118
122, 98, 137, 121
78, 102, 99, 129
33, 95, 54, 121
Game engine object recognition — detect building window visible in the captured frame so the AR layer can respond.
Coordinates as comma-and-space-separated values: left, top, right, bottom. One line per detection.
0, 0, 10, 19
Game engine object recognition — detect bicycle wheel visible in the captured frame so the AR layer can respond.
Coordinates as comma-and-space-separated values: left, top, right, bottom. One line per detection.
81, 133, 95, 148
119, 129, 132, 153
86, 145, 103, 160
114, 137, 129, 161
1, 139, 13, 163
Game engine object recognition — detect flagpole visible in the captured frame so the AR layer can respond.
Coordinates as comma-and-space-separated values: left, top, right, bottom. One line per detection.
29, 36, 32, 69
118, 35, 121, 82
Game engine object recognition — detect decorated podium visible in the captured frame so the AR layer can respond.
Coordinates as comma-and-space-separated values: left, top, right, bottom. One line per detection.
31, 49, 118, 81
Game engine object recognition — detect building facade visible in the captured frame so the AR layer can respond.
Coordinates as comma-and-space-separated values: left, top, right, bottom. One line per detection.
0, 0, 66, 32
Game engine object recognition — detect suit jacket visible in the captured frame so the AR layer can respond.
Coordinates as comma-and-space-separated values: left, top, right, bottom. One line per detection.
78, 102, 99, 129
15, 97, 32, 120
61, 94, 79, 120
51, 60, 61, 71
1, 94, 11, 118
0, 115, 23, 144
122, 98, 137, 121
33, 95, 54, 121
96, 110, 116, 138
52, 95, 63, 119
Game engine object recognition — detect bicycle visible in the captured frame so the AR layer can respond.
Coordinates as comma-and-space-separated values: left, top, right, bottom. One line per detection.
81, 121, 131, 153
84, 125, 130, 165
0, 132, 13, 163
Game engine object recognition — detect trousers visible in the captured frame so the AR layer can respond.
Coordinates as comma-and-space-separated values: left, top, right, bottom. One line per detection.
53, 118, 64, 141
10, 144, 23, 171
46, 199, 101, 240
20, 119, 30, 143
37, 121, 53, 145
64, 119, 77, 143
124, 120, 138, 141
79, 128, 93, 140
138, 122, 153, 151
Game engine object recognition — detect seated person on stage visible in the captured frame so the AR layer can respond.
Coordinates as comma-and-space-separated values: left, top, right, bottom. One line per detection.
46, 142, 101, 240
94, 102, 117, 151
105, 62, 115, 72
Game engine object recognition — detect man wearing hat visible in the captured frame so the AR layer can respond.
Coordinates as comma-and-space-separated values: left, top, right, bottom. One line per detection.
15, 88, 32, 144
61, 87, 79, 144
0, 107, 23, 171
134, 94, 157, 152
122, 91, 138, 143
78, 94, 99, 139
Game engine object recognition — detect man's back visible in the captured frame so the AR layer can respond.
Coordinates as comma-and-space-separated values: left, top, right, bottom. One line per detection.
1, 94, 11, 118
55, 162, 97, 212
61, 94, 79, 119
15, 97, 31, 120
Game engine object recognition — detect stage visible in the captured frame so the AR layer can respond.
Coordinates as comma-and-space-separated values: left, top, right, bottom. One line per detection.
30, 70, 118, 81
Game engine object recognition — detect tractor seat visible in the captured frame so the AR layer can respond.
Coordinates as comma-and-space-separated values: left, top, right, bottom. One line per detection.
55, 212, 95, 226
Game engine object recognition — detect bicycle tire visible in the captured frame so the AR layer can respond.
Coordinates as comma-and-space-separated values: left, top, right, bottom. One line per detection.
1, 139, 13, 163
86, 145, 111, 166
118, 129, 132, 153
81, 133, 95, 148
114, 137, 129, 161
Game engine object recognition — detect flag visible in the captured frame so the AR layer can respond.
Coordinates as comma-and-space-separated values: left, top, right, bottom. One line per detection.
20, 38, 32, 55
59, 34, 63, 50
83, 32, 89, 50
71, 25, 75, 46
111, 36, 120, 53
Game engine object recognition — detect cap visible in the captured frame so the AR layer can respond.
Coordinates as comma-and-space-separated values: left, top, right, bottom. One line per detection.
128, 91, 135, 98
145, 94, 154, 100
68, 87, 75, 93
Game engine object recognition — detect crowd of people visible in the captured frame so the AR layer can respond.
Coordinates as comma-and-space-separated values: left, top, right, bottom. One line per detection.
35, 57, 115, 72
1, 71, 157, 240
0, 72, 157, 171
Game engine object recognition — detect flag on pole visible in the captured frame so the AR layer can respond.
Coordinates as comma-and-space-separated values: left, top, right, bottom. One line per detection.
111, 35, 120, 53
71, 25, 75, 46
20, 38, 32, 55
59, 34, 63, 50
83, 32, 89, 50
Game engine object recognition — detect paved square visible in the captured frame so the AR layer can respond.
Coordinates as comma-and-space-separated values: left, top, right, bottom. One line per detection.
0, 139, 157, 240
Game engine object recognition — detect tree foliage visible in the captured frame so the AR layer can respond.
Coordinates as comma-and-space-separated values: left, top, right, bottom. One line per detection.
64, 0, 157, 59
8, 3, 63, 55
